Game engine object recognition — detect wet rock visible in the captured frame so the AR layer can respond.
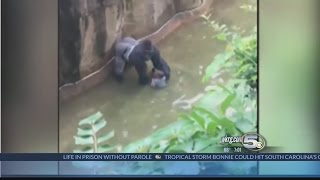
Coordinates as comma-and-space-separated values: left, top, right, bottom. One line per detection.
174, 0, 202, 12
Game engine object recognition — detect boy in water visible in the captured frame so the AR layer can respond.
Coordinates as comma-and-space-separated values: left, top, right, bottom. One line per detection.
150, 68, 168, 89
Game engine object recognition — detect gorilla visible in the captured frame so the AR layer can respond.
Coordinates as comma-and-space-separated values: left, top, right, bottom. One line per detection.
113, 37, 170, 85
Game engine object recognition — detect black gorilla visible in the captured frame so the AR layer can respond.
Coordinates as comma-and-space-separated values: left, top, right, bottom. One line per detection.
113, 37, 170, 85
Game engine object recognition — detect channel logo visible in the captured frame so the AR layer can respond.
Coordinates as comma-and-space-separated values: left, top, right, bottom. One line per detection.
241, 133, 266, 151
220, 133, 266, 151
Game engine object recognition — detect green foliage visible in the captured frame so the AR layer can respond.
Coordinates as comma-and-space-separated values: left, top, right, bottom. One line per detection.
73, 111, 115, 153
240, 4, 257, 13
201, 13, 257, 93
121, 81, 256, 153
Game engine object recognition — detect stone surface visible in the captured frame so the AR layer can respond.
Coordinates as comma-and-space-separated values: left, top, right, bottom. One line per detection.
174, 0, 202, 12
121, 0, 176, 38
59, 0, 202, 86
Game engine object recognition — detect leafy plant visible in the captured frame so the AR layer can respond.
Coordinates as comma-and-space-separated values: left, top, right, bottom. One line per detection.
201, 14, 257, 94
121, 80, 256, 153
73, 111, 115, 153
240, 4, 257, 13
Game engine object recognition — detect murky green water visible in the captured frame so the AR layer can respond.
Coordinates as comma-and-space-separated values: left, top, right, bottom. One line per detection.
59, 0, 257, 153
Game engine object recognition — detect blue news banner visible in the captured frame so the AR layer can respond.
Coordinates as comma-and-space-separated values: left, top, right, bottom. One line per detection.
1, 153, 320, 161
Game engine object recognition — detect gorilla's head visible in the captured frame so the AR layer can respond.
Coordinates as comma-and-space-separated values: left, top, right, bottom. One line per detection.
140, 39, 153, 53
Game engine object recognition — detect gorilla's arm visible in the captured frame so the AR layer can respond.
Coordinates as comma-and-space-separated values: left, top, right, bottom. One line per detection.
149, 47, 162, 69
150, 47, 170, 80
113, 56, 126, 82
113, 37, 136, 82
134, 61, 149, 85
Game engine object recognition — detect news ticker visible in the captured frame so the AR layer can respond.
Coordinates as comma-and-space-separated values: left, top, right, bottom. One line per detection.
1, 153, 320, 161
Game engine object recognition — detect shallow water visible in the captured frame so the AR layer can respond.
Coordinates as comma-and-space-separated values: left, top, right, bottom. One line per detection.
59, 0, 257, 153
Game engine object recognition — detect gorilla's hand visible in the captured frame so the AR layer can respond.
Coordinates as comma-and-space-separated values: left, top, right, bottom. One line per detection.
139, 75, 149, 85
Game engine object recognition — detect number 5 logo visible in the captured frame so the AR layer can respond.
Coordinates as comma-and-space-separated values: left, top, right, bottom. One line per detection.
242, 133, 266, 151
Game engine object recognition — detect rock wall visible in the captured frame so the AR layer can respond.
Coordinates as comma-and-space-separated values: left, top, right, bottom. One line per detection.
59, 0, 203, 86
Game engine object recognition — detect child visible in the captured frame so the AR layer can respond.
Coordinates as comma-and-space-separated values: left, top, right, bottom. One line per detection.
150, 68, 168, 89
